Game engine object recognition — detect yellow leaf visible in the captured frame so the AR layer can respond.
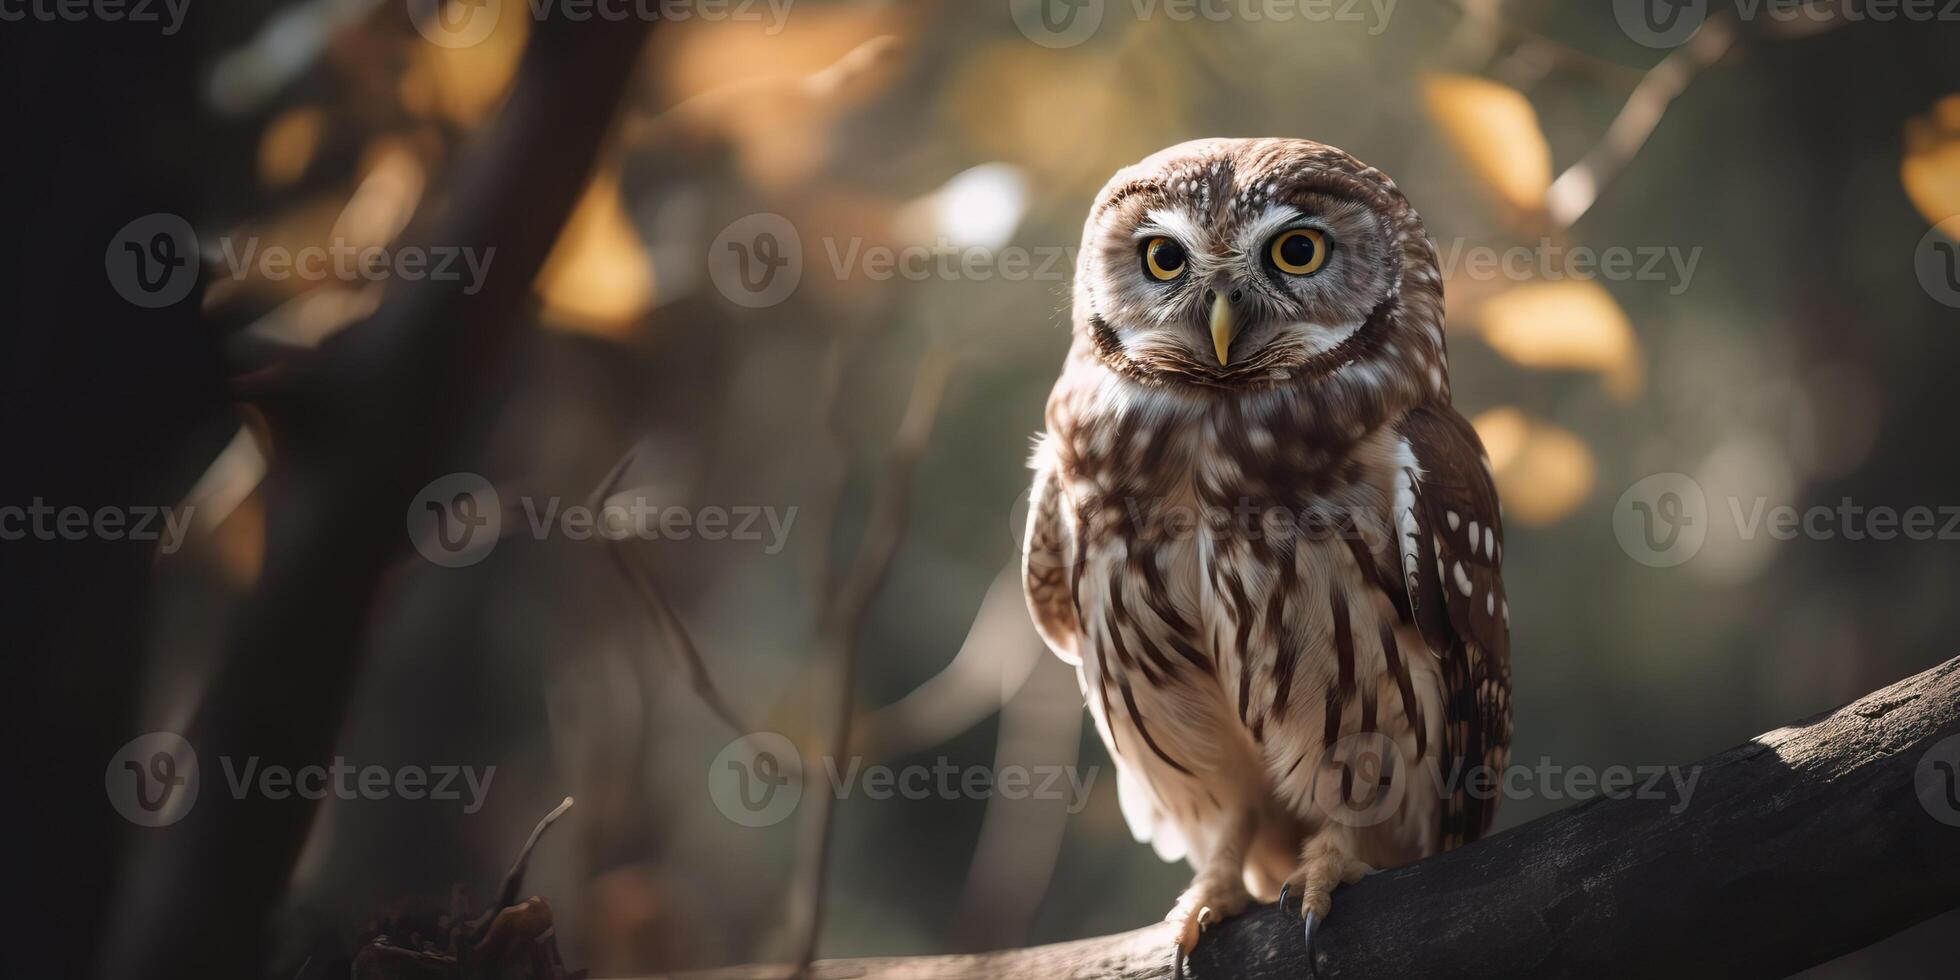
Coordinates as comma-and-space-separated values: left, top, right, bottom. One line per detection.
332, 140, 426, 251
535, 167, 653, 337
1422, 74, 1552, 213
1902, 94, 1960, 226
213, 491, 265, 588
258, 106, 324, 189
402, 3, 529, 126
1475, 279, 1643, 400
1472, 408, 1595, 527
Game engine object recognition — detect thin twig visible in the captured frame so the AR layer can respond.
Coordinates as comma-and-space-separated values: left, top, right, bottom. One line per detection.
1431, 0, 1646, 91
785, 348, 957, 974
594, 447, 754, 735
474, 796, 577, 943
1545, 14, 1738, 228
806, 337, 855, 614
823, 349, 957, 632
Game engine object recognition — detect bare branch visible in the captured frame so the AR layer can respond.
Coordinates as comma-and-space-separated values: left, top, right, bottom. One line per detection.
1546, 15, 1738, 228
643, 652, 1960, 980
821, 349, 957, 632
1434, 0, 1646, 91
594, 448, 756, 734
476, 796, 577, 942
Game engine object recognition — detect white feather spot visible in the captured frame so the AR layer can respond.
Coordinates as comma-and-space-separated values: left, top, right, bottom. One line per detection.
1453, 562, 1473, 597
1484, 526, 1495, 558
1467, 520, 1479, 549
1446, 510, 1461, 531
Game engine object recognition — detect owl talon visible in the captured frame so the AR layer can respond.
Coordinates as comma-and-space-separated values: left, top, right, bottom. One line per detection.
1169, 878, 1249, 955
1170, 907, 1216, 979
1302, 910, 1321, 979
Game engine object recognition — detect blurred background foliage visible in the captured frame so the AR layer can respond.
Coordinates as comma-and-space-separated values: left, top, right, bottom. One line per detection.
136, 0, 1959, 975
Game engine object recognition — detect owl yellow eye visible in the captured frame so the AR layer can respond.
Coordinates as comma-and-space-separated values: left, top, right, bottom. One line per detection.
1142, 236, 1187, 281
1269, 228, 1329, 275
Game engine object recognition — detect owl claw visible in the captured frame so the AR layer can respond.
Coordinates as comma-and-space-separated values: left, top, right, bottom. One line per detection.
1303, 910, 1322, 979
1170, 907, 1216, 978
1169, 879, 1248, 956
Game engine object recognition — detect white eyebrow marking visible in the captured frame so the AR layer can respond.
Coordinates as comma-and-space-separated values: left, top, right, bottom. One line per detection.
1139, 207, 1208, 252
1236, 204, 1305, 256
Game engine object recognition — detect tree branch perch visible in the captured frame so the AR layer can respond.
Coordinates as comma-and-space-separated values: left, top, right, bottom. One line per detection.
649, 653, 1960, 979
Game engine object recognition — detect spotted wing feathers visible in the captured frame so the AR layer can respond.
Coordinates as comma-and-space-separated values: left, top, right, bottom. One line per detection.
1397, 406, 1512, 848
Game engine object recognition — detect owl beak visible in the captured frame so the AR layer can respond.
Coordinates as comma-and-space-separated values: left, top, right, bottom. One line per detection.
1208, 290, 1237, 366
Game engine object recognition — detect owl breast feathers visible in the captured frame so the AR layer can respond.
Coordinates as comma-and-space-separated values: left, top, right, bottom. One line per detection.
1021, 137, 1510, 947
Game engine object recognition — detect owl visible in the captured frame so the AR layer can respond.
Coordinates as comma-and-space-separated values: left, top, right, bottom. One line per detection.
1022, 138, 1511, 961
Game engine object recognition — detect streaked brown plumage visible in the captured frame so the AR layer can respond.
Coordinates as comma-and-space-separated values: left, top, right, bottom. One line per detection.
1022, 138, 1511, 954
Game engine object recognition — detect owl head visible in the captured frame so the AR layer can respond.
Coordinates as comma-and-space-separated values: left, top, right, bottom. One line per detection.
1072, 138, 1448, 429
